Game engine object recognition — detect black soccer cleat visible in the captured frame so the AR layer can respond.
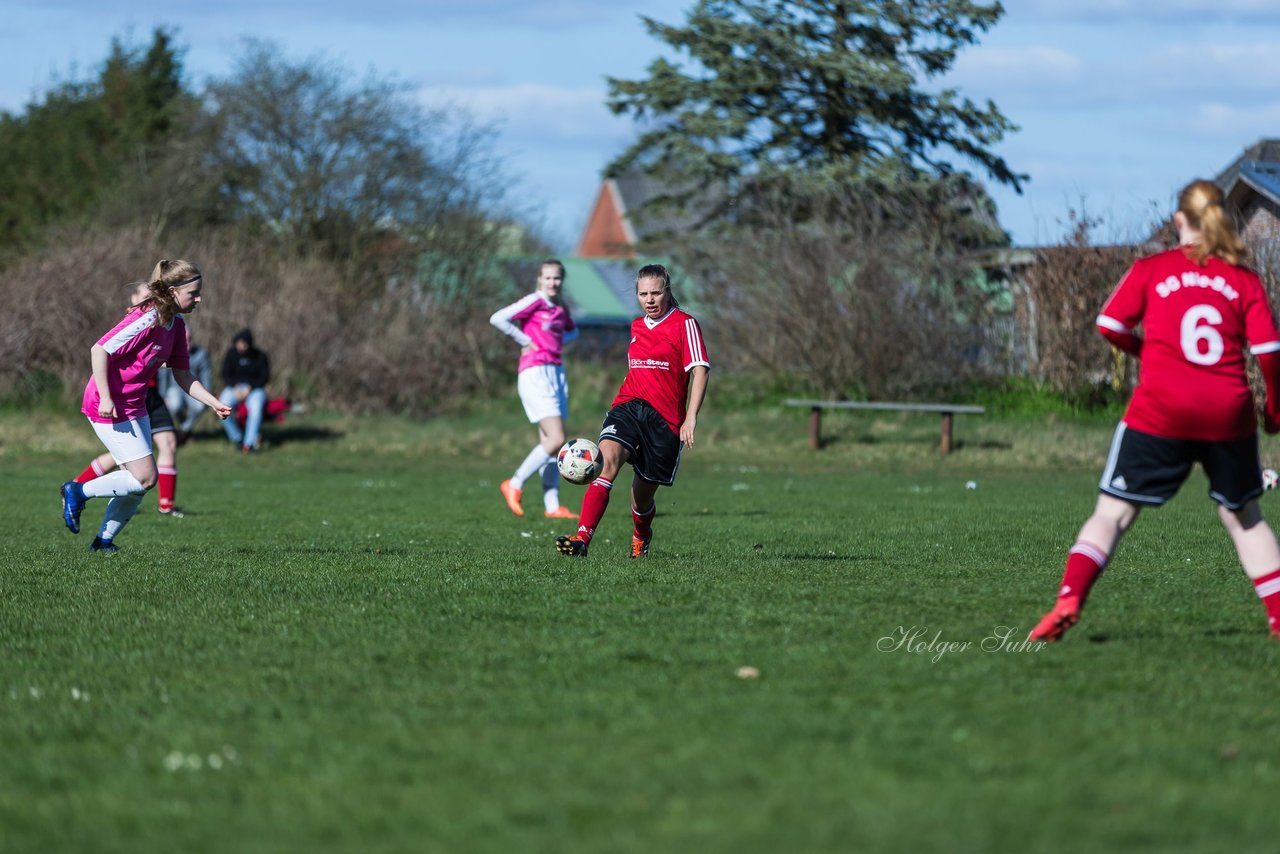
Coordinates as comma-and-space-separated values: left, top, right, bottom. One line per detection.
89, 537, 120, 554
556, 535, 589, 557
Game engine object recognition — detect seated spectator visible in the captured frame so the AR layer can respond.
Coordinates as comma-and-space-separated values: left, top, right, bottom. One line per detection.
219, 328, 270, 454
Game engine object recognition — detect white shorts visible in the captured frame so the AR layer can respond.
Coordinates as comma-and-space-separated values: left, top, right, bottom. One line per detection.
90, 416, 154, 464
517, 364, 569, 423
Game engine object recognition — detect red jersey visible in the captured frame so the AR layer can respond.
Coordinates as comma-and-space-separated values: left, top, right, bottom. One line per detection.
612, 307, 710, 434
1098, 247, 1280, 441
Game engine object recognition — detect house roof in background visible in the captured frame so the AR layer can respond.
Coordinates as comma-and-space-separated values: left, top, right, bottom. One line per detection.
576, 168, 725, 259
1216, 138, 1280, 210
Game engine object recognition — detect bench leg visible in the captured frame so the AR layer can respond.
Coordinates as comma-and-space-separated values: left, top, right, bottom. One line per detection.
809, 406, 822, 450
940, 412, 953, 456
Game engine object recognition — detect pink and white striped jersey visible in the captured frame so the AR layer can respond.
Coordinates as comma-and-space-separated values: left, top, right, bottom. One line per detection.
489, 292, 577, 373
82, 308, 190, 424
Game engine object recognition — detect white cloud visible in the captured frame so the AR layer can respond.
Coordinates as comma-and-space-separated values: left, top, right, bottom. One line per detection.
419, 82, 631, 148
1176, 101, 1280, 141
951, 45, 1082, 85
949, 39, 1280, 113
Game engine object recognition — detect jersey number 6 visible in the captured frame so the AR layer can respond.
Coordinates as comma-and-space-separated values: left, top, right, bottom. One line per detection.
1180, 304, 1224, 366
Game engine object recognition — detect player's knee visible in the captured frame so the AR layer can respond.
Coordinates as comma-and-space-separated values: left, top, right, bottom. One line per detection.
599, 446, 625, 478
136, 471, 158, 490
1221, 499, 1263, 532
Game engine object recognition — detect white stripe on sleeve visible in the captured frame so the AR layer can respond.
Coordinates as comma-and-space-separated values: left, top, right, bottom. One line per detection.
684, 317, 709, 370
1095, 314, 1132, 335
101, 309, 157, 355
1251, 341, 1280, 355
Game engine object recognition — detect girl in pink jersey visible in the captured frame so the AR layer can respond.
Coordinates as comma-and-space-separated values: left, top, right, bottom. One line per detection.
490, 259, 580, 519
556, 264, 710, 558
68, 280, 189, 517
60, 260, 232, 553
1030, 180, 1280, 641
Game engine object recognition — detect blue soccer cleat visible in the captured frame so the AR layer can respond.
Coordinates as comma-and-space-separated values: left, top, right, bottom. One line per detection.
89, 537, 120, 554
60, 481, 86, 534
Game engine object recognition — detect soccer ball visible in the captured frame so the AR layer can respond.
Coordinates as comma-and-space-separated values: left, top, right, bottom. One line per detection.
1265, 468, 1279, 491
557, 438, 603, 485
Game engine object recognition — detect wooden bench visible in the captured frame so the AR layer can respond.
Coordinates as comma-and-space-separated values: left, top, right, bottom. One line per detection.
784, 399, 986, 455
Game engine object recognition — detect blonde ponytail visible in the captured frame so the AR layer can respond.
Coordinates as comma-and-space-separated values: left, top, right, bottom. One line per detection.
137, 258, 201, 327
1178, 179, 1247, 266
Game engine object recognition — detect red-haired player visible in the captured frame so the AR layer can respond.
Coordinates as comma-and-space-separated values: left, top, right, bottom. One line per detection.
1030, 179, 1280, 641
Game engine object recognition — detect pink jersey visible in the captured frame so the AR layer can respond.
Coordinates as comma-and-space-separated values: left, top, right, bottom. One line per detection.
1098, 247, 1280, 441
82, 308, 191, 424
489, 292, 577, 373
613, 307, 710, 434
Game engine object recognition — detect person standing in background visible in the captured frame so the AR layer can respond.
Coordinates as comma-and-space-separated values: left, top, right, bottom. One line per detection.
490, 259, 579, 519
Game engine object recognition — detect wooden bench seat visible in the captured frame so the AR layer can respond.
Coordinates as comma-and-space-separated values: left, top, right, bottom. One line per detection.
783, 399, 986, 455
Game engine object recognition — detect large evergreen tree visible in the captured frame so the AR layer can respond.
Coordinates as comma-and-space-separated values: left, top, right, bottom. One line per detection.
606, 0, 1024, 228
0, 28, 193, 252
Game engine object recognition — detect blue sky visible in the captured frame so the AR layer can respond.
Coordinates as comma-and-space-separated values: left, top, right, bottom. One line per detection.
3, 0, 1280, 250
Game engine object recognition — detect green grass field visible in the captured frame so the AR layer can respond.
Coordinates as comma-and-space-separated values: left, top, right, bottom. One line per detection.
3, 403, 1280, 852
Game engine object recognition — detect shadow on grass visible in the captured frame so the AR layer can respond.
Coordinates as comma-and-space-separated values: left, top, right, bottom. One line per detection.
266, 425, 345, 447
184, 424, 345, 448
955, 439, 1014, 451
1086, 625, 1259, 643
817, 435, 1014, 453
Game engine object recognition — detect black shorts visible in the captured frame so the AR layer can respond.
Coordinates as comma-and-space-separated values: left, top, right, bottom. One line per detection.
1099, 422, 1263, 510
146, 386, 175, 434
598, 399, 683, 486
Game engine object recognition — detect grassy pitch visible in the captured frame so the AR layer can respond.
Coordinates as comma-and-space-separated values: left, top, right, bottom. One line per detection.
2, 407, 1279, 852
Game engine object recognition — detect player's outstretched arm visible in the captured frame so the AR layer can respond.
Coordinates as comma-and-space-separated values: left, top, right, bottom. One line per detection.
171, 367, 232, 420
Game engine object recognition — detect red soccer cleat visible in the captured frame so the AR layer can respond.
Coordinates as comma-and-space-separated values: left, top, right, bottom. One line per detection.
500, 479, 524, 517
1029, 596, 1081, 643
630, 533, 651, 559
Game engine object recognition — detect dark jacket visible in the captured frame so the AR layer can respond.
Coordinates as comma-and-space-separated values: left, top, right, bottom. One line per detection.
221, 329, 270, 389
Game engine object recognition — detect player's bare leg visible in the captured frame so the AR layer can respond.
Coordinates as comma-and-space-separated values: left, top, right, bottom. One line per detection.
1218, 500, 1280, 636
1032, 495, 1140, 642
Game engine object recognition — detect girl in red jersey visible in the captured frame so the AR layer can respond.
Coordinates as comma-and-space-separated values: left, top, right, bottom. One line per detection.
60, 260, 232, 553
556, 264, 710, 558
1030, 180, 1280, 641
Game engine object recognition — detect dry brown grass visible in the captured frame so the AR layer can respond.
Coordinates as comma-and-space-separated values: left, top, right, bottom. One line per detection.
1, 225, 510, 413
